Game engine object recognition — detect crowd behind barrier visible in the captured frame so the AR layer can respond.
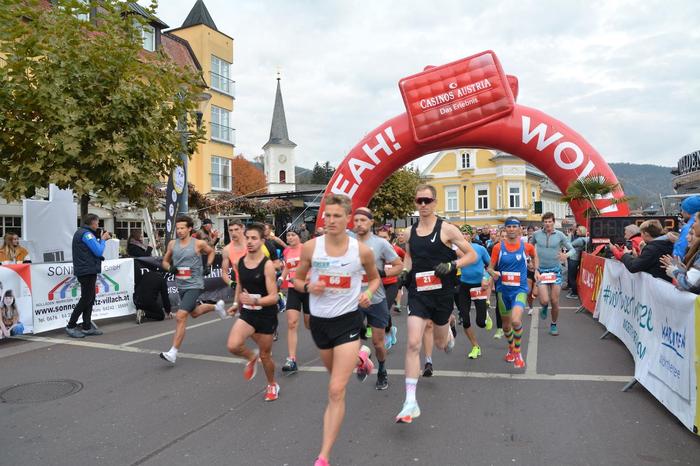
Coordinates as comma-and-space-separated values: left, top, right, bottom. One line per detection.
578, 252, 700, 434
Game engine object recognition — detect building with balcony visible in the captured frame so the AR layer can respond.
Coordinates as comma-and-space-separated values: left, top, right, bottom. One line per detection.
420, 149, 571, 228
168, 0, 235, 195
671, 149, 700, 195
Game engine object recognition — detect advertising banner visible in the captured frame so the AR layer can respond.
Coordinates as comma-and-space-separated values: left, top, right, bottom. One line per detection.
577, 253, 606, 314
399, 50, 515, 143
31, 259, 136, 333
595, 259, 697, 431
0, 264, 34, 334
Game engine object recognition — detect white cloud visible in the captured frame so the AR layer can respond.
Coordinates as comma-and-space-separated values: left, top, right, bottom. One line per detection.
148, 0, 699, 170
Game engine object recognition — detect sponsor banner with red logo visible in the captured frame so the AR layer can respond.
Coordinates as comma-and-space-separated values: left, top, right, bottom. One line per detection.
31, 259, 135, 333
399, 50, 515, 143
0, 263, 34, 334
577, 253, 605, 314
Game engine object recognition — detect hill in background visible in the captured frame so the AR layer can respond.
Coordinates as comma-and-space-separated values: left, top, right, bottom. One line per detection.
608, 163, 675, 209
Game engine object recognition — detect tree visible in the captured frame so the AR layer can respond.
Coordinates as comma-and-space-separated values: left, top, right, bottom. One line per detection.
232, 154, 266, 196
369, 166, 421, 224
310, 161, 334, 184
0, 0, 206, 215
560, 175, 632, 218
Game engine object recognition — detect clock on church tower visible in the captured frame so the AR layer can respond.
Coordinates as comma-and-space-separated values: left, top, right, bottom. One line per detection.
278, 154, 287, 164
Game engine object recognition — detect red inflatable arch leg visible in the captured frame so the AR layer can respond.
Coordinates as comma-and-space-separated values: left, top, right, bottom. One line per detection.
318, 52, 628, 227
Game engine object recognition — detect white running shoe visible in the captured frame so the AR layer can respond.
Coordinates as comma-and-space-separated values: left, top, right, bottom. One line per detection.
214, 300, 228, 320
395, 401, 421, 423
159, 351, 176, 364
527, 307, 534, 316
445, 327, 455, 353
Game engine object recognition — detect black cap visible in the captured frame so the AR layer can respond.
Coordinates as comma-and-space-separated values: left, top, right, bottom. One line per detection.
201, 218, 213, 225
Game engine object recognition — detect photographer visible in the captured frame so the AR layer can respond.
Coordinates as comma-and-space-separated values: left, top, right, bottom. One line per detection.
611, 219, 673, 282
65, 213, 111, 338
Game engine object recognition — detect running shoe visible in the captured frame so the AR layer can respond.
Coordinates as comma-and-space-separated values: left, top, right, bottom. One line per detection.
445, 327, 455, 354
485, 313, 493, 331
375, 370, 389, 390
468, 346, 481, 359
277, 293, 286, 312
244, 350, 259, 381
513, 353, 525, 369
527, 307, 534, 316
214, 300, 228, 320
567, 293, 579, 300
135, 308, 144, 325
82, 322, 103, 336
365, 327, 373, 339
384, 333, 393, 350
549, 323, 559, 336
273, 330, 279, 341
356, 345, 374, 381
282, 358, 298, 373
539, 304, 549, 321
390, 326, 398, 346
314, 457, 330, 466
504, 349, 516, 363
65, 326, 85, 339
395, 401, 421, 424
264, 383, 280, 401
422, 362, 433, 377
493, 328, 504, 339
159, 350, 176, 364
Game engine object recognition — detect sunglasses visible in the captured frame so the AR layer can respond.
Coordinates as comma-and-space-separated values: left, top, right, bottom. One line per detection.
414, 197, 435, 205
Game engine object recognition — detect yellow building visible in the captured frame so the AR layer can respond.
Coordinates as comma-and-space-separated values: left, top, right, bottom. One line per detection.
169, 0, 235, 195
420, 149, 571, 227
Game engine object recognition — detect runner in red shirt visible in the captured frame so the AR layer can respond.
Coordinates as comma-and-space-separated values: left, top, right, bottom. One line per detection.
281, 228, 309, 374
377, 227, 403, 349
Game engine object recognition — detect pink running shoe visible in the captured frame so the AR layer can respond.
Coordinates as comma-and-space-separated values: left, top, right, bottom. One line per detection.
356, 345, 374, 382
314, 456, 330, 466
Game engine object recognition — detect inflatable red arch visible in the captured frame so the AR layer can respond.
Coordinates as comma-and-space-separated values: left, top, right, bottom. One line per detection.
317, 51, 628, 227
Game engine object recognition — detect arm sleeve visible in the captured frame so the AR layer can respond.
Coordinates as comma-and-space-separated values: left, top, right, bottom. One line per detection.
82, 232, 106, 257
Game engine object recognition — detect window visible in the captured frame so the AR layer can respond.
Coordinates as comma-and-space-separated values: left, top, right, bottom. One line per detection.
509, 184, 522, 208
476, 185, 489, 210
279, 170, 286, 183
460, 152, 471, 169
445, 187, 458, 212
531, 187, 537, 204
211, 156, 232, 191
0, 216, 22, 237
114, 221, 143, 241
211, 106, 234, 144
211, 56, 234, 96
141, 25, 155, 52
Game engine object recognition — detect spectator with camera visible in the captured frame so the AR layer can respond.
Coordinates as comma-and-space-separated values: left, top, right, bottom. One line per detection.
611, 219, 673, 282
610, 224, 643, 260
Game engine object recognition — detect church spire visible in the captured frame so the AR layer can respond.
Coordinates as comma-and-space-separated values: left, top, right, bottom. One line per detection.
263, 75, 296, 150
181, 0, 218, 31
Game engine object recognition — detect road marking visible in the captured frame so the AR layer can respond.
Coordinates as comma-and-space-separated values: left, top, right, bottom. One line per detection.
12, 335, 631, 383
121, 319, 223, 346
525, 310, 539, 375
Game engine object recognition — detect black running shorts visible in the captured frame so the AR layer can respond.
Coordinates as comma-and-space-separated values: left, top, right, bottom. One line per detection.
239, 309, 278, 335
286, 288, 310, 314
309, 310, 362, 350
407, 290, 453, 326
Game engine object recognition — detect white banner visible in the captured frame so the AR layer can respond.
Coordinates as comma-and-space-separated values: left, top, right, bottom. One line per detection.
23, 199, 76, 263
595, 259, 697, 431
31, 259, 136, 333
0, 264, 34, 334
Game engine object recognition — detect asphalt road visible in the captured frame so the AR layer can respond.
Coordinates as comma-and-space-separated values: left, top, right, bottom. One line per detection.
1, 295, 699, 466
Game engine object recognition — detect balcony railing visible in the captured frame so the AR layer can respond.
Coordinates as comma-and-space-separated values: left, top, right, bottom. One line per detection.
210, 71, 236, 98
210, 173, 232, 192
210, 123, 236, 146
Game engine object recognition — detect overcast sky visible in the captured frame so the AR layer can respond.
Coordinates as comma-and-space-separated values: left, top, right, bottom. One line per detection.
147, 0, 699, 171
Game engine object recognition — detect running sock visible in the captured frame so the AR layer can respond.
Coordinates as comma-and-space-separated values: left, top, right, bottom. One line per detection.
378, 360, 385, 372
425, 356, 432, 364
513, 323, 523, 354
405, 377, 418, 404
504, 328, 514, 347
169, 346, 178, 355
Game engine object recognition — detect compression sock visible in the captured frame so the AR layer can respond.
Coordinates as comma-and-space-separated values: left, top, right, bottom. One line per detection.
378, 360, 385, 372
405, 377, 418, 404
513, 323, 523, 354
504, 328, 514, 348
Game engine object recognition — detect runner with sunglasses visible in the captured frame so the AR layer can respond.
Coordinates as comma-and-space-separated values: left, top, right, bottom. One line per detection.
395, 184, 477, 424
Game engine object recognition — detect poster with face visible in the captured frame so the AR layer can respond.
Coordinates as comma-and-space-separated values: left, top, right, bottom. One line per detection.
0, 263, 33, 334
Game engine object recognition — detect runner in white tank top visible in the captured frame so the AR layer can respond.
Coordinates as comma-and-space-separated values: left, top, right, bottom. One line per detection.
293, 194, 380, 466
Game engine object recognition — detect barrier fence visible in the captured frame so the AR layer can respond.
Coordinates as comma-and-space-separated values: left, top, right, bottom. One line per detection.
579, 253, 700, 435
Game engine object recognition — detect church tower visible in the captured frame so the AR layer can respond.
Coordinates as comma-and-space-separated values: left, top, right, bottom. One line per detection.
263, 76, 296, 194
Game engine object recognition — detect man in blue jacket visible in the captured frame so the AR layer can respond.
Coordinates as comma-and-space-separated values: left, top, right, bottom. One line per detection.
66, 213, 111, 338
674, 195, 700, 259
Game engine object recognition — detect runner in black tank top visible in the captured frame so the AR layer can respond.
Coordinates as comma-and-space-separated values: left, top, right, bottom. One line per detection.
225, 223, 281, 402
396, 184, 478, 425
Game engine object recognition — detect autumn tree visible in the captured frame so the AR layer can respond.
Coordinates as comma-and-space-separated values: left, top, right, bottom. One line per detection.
369, 166, 421, 223
232, 154, 266, 196
0, 0, 206, 215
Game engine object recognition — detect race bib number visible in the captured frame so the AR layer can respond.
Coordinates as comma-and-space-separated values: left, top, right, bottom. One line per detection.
469, 287, 489, 300
176, 267, 192, 280
540, 272, 558, 284
285, 257, 299, 271
416, 271, 442, 292
319, 273, 352, 293
242, 293, 262, 310
501, 271, 521, 287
